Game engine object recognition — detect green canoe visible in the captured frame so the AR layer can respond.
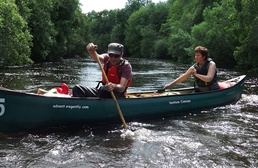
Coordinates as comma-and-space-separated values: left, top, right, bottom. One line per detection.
0, 75, 246, 133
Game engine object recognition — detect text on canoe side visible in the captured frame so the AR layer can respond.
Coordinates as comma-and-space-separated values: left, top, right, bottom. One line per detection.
169, 99, 191, 104
53, 104, 89, 110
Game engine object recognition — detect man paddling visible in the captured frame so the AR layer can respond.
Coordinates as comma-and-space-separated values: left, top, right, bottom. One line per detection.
72, 43, 132, 98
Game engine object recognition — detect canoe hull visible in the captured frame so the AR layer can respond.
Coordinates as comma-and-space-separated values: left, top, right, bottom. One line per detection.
0, 75, 246, 133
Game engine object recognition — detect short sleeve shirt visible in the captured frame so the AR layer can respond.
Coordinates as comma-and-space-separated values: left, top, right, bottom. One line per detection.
102, 54, 132, 81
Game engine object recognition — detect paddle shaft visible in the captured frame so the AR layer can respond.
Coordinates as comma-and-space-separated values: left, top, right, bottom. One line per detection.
95, 54, 128, 129
157, 87, 194, 93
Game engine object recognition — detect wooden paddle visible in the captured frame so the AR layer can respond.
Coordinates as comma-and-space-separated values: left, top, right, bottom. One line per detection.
95, 52, 128, 129
156, 87, 195, 93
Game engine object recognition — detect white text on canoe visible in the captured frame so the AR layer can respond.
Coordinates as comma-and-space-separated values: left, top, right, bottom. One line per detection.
53, 104, 89, 110
169, 100, 191, 105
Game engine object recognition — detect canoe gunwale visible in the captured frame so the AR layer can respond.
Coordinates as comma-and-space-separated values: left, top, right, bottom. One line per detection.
126, 75, 246, 99
0, 75, 246, 100
0, 75, 246, 133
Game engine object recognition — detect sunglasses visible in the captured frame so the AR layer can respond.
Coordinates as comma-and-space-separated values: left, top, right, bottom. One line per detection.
109, 54, 120, 58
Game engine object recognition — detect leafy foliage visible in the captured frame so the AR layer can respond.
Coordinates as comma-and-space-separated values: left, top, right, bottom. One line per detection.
25, 0, 57, 62
125, 2, 169, 58
191, 2, 238, 68
0, 0, 257, 74
0, 0, 32, 66
233, 0, 258, 71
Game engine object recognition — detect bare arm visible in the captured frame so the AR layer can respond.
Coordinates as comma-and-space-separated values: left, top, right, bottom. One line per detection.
164, 66, 195, 89
193, 61, 216, 82
86, 43, 104, 63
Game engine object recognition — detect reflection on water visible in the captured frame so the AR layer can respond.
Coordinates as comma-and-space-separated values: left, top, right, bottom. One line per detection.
0, 58, 257, 167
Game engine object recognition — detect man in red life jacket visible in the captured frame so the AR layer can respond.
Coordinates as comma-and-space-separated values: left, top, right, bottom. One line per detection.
72, 43, 132, 98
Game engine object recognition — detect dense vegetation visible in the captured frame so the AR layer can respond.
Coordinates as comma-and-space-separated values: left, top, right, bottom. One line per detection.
0, 0, 257, 74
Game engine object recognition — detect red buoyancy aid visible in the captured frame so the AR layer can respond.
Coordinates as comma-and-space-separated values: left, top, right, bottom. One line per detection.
102, 60, 132, 88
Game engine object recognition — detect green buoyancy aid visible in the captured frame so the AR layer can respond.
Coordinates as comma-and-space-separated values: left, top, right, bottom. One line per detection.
193, 58, 217, 87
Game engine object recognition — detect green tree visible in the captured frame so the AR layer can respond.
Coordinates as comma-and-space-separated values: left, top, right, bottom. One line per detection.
168, 28, 192, 63
191, 2, 237, 68
233, 0, 258, 73
24, 0, 57, 62
125, 0, 150, 11
141, 25, 157, 58
87, 10, 118, 53
125, 8, 145, 57
49, 0, 84, 61
110, 23, 125, 43
0, 0, 32, 66
167, 0, 216, 64
110, 8, 133, 46
59, 8, 91, 58
153, 38, 169, 59
125, 2, 169, 58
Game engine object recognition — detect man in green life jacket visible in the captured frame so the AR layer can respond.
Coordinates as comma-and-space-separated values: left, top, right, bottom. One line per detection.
164, 46, 219, 92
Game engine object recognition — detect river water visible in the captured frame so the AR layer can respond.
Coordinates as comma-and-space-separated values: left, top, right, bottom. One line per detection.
0, 58, 257, 167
